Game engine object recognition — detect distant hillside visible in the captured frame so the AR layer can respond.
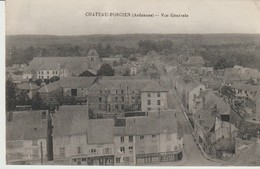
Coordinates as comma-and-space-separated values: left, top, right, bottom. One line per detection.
6, 34, 260, 49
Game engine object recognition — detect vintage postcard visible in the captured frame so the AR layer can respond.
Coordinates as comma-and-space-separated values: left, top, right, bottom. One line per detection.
4, 0, 260, 167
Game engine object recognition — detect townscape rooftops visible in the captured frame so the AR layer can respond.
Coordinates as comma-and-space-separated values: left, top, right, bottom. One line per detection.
195, 91, 231, 132
141, 81, 168, 92
59, 77, 97, 88
178, 75, 203, 92
17, 83, 40, 90
87, 119, 114, 144
89, 76, 153, 91
38, 81, 61, 93
52, 105, 89, 137
223, 137, 260, 166
28, 57, 94, 76
184, 56, 205, 66
6, 110, 47, 141
224, 67, 260, 83
232, 82, 260, 93
22, 66, 32, 74
52, 105, 114, 144
114, 110, 179, 136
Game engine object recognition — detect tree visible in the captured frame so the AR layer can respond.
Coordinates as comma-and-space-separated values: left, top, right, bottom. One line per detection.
123, 69, 130, 76
35, 79, 42, 86
6, 79, 16, 111
31, 92, 44, 110
49, 76, 60, 83
97, 63, 115, 76
16, 90, 31, 105
44, 79, 50, 85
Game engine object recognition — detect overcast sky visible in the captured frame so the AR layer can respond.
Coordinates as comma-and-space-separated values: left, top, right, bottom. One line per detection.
5, 0, 260, 35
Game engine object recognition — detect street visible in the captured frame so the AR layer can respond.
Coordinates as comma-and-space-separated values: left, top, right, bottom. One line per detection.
156, 62, 221, 166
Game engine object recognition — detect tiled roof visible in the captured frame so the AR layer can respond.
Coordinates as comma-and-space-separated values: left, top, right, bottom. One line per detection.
232, 82, 259, 93
22, 66, 33, 74
17, 83, 40, 90
113, 110, 179, 136
89, 76, 153, 92
38, 77, 96, 93
178, 75, 203, 92
52, 105, 114, 144
195, 91, 231, 132
28, 57, 93, 76
6, 110, 47, 141
38, 81, 61, 93
87, 119, 114, 144
141, 81, 168, 92
59, 77, 97, 88
52, 105, 89, 137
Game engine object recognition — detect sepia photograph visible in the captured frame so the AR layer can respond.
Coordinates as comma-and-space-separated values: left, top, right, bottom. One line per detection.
3, 0, 260, 167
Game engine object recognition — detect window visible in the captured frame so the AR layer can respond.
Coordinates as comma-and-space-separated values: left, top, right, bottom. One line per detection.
71, 89, 77, 96
121, 97, 124, 102
166, 134, 171, 140
129, 136, 133, 142
82, 158, 86, 161
99, 104, 102, 110
147, 92, 151, 97
103, 148, 112, 154
120, 136, 124, 143
121, 104, 124, 110
157, 100, 161, 105
115, 104, 119, 110
132, 96, 135, 101
60, 147, 65, 157
91, 149, 97, 154
157, 92, 160, 97
116, 158, 120, 163
47, 76, 49, 79
120, 147, 125, 153
56, 71, 58, 74
116, 90, 118, 94
47, 71, 49, 74
147, 100, 151, 105
140, 135, 144, 139
129, 146, 133, 153
100, 90, 102, 94
121, 90, 124, 94
148, 108, 151, 111
99, 97, 102, 102
32, 140, 38, 146
53, 71, 55, 74
115, 97, 118, 102
152, 134, 156, 139
77, 147, 81, 154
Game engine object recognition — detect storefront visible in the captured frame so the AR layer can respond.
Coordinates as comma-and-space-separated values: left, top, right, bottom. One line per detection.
87, 155, 114, 165
136, 153, 160, 165
136, 151, 183, 165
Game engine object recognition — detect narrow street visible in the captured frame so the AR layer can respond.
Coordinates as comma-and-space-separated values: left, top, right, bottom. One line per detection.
156, 62, 220, 166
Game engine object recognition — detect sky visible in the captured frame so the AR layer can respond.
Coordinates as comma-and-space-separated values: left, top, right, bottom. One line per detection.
5, 0, 260, 35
